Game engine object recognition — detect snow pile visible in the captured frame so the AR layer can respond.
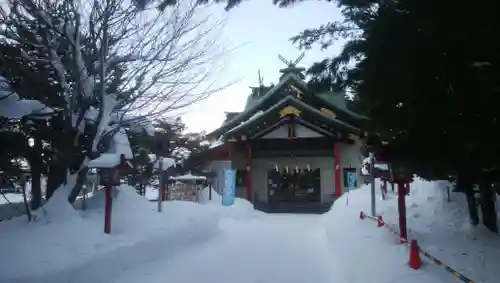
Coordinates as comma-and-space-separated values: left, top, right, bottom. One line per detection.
0, 192, 25, 204
199, 186, 222, 204
0, 185, 232, 283
199, 187, 264, 219
144, 185, 159, 201
324, 178, 500, 283
0, 200, 109, 282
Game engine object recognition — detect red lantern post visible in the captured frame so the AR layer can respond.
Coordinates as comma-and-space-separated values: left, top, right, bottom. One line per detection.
91, 154, 132, 235
397, 182, 407, 242
389, 162, 413, 244
104, 184, 113, 234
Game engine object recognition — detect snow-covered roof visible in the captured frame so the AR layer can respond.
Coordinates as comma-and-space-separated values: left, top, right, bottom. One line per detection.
223, 96, 360, 138
209, 137, 225, 149
374, 164, 389, 171
208, 73, 306, 138
361, 155, 389, 175
169, 174, 206, 181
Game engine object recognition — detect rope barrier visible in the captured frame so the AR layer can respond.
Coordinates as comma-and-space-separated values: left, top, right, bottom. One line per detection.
359, 210, 476, 283
1, 192, 28, 214
417, 249, 475, 283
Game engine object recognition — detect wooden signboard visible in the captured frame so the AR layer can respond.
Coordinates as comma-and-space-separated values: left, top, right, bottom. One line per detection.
99, 168, 120, 186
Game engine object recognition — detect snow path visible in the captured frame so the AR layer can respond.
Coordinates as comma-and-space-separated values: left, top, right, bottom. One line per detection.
110, 214, 347, 283
11, 217, 222, 283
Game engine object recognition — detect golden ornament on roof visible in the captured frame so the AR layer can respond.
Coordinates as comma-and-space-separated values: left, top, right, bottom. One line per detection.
279, 106, 301, 117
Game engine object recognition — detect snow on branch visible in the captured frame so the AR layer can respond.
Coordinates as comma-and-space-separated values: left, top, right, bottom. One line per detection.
0, 76, 54, 119
0, 0, 231, 202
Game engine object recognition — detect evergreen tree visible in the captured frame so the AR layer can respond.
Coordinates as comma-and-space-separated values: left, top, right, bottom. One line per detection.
287, 0, 500, 232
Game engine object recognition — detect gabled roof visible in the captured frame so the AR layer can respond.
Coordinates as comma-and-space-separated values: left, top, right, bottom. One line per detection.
316, 92, 368, 120
208, 71, 368, 140
249, 116, 338, 140
222, 112, 240, 124
208, 73, 308, 138
223, 95, 361, 139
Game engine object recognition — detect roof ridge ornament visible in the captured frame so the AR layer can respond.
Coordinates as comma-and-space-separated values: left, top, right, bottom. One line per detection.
278, 53, 306, 79
278, 53, 305, 68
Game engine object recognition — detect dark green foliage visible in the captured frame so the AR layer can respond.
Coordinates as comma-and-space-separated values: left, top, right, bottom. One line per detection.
283, 0, 500, 232
127, 117, 209, 190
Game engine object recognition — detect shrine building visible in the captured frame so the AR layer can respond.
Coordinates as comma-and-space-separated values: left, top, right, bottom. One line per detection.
202, 54, 367, 213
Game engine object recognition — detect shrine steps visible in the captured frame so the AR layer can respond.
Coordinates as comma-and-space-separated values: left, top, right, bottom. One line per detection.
253, 201, 334, 214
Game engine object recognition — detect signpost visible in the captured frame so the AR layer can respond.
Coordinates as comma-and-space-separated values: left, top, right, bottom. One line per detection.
89, 153, 132, 234
99, 168, 121, 234
222, 168, 236, 206
155, 157, 175, 212
389, 161, 413, 243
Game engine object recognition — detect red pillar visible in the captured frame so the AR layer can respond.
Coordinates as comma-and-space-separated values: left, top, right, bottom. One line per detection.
161, 183, 167, 201
104, 185, 112, 234
333, 142, 342, 198
246, 141, 253, 202
397, 182, 407, 243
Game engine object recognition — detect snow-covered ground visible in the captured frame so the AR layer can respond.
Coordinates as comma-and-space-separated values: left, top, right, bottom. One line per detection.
0, 192, 25, 204
0, 180, 499, 283
0, 180, 96, 221
108, 214, 343, 283
325, 178, 500, 283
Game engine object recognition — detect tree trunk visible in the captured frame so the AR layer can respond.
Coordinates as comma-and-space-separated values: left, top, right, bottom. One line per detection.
68, 167, 90, 204
46, 159, 66, 200
479, 182, 498, 233
29, 136, 43, 210
457, 174, 479, 225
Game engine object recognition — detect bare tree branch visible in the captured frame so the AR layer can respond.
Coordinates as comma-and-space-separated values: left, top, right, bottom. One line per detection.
1, 0, 233, 203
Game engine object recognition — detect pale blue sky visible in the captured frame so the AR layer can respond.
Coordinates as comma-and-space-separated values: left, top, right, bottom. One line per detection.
182, 0, 345, 133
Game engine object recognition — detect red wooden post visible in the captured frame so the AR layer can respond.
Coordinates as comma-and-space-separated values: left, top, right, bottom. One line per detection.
246, 141, 253, 202
104, 185, 112, 234
333, 142, 342, 197
161, 182, 167, 201
397, 182, 407, 243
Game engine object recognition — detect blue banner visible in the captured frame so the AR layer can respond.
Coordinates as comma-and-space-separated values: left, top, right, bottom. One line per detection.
347, 171, 357, 190
346, 171, 357, 205
222, 168, 236, 206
